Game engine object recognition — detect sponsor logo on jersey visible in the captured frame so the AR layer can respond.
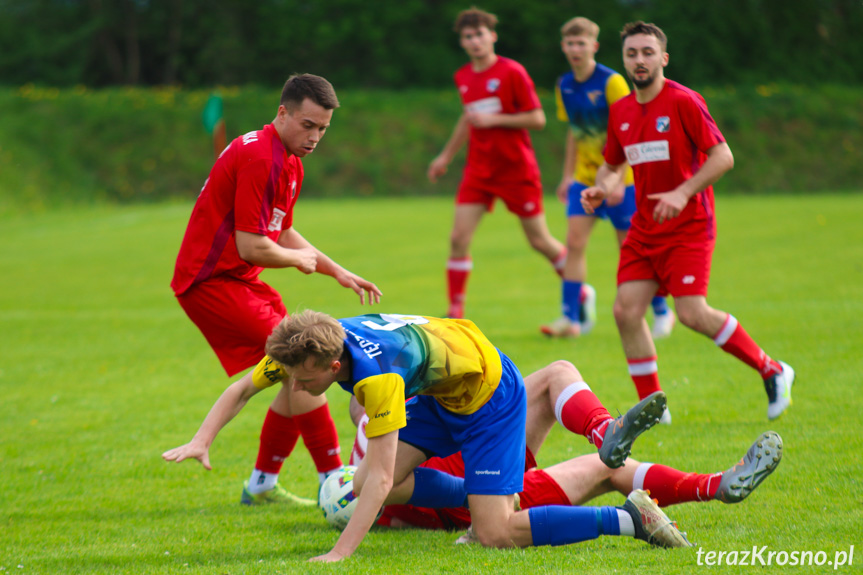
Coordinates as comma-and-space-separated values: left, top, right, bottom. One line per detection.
486, 78, 501, 93
344, 327, 383, 359
587, 89, 604, 105
625, 140, 670, 166
475, 469, 501, 475
465, 96, 503, 115
290, 179, 297, 199
242, 131, 258, 145
373, 410, 391, 419
656, 116, 671, 133
459, 85, 468, 94
268, 208, 286, 231
620, 122, 630, 131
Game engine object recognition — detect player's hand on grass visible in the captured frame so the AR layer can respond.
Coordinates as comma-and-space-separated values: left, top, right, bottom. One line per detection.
309, 550, 347, 563
335, 270, 382, 305
648, 188, 688, 223
162, 441, 212, 470
580, 185, 606, 215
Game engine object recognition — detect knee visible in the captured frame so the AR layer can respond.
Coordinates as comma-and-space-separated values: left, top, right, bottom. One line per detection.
565, 229, 589, 254
613, 298, 641, 326
545, 359, 581, 381
472, 524, 515, 549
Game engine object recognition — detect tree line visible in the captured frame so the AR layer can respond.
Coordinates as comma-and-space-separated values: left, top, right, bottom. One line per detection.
2, 0, 861, 90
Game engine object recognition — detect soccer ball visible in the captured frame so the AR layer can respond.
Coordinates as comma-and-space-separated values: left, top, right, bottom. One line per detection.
318, 466, 359, 530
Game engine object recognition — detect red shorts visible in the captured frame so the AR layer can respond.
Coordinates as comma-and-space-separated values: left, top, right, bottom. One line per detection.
617, 237, 714, 297
176, 276, 287, 376
457, 174, 544, 218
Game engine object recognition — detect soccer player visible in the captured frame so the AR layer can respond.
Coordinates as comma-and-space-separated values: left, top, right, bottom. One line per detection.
169, 74, 382, 504
427, 8, 566, 319
262, 310, 687, 562
541, 17, 673, 340
581, 22, 794, 423
348, 394, 783, 534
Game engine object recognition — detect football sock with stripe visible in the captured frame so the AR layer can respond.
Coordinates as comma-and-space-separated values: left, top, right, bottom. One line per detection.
249, 408, 300, 493
554, 382, 614, 447
628, 356, 662, 398
713, 315, 782, 378
529, 506, 632, 545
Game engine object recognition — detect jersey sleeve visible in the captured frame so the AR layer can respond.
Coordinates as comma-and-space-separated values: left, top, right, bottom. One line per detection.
605, 74, 631, 106
354, 373, 407, 438
510, 63, 542, 112
603, 105, 626, 165
234, 157, 273, 235
555, 81, 568, 122
251, 355, 287, 389
679, 92, 725, 152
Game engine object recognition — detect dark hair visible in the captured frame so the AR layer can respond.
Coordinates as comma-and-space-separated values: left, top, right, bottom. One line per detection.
280, 74, 339, 111
454, 7, 498, 33
620, 21, 667, 51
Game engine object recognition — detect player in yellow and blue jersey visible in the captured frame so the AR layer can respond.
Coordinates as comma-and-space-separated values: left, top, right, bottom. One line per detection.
263, 310, 679, 561
541, 17, 674, 341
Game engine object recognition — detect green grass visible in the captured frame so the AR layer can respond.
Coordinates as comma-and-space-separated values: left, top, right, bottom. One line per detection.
1, 193, 861, 574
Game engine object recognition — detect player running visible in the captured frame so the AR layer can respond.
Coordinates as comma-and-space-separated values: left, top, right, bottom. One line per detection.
427, 8, 566, 319
542, 17, 673, 339
582, 22, 794, 423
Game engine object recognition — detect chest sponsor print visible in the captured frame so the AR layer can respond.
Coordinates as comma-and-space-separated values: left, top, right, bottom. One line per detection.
625, 140, 670, 166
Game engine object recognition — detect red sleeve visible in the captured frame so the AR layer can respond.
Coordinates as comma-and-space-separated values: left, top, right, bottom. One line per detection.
234, 157, 273, 235
679, 92, 725, 153
510, 63, 542, 112
603, 105, 626, 165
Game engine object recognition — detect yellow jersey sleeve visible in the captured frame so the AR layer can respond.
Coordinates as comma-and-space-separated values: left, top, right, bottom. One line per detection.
555, 83, 568, 122
605, 73, 631, 106
354, 373, 407, 439
251, 356, 287, 390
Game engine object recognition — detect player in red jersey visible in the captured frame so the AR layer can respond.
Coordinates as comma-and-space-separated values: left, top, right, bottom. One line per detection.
346, 366, 781, 535
581, 22, 794, 423
427, 8, 566, 319
169, 74, 382, 504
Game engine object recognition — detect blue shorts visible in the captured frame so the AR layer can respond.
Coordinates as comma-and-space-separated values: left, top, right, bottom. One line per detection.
398, 350, 527, 495
566, 181, 636, 231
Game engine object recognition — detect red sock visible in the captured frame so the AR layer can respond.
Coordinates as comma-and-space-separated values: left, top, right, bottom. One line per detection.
713, 315, 782, 378
555, 383, 613, 447
254, 408, 300, 474
551, 248, 567, 278
641, 464, 722, 506
447, 257, 472, 316
294, 403, 342, 474
628, 356, 661, 399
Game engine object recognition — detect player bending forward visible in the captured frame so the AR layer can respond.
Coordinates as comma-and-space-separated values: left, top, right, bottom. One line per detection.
264, 311, 689, 561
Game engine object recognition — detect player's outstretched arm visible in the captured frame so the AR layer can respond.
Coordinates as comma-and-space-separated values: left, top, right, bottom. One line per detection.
311, 431, 399, 562
161, 373, 262, 470
428, 114, 469, 182
278, 227, 382, 305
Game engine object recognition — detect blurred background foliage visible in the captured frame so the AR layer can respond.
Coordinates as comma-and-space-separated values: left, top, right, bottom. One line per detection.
2, 0, 862, 89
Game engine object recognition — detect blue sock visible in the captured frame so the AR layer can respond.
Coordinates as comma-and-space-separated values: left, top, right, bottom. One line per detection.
528, 506, 621, 546
407, 467, 467, 508
651, 296, 669, 316
562, 281, 583, 322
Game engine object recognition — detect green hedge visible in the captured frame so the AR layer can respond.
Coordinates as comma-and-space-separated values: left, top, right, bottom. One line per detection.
1, 84, 860, 215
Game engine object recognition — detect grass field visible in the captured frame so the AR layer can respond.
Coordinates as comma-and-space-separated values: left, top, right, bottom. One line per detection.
2, 193, 861, 574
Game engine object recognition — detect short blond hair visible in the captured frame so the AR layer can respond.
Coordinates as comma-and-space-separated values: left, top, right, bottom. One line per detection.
265, 310, 345, 369
561, 17, 599, 39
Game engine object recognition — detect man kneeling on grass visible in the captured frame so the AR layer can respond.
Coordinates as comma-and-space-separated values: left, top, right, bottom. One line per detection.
263, 310, 690, 561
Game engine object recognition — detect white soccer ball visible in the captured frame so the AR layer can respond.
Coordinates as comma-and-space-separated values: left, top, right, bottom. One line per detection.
318, 466, 359, 530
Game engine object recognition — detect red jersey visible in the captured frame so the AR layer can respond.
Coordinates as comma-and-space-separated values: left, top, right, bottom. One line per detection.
604, 80, 725, 244
171, 123, 303, 296
455, 56, 542, 183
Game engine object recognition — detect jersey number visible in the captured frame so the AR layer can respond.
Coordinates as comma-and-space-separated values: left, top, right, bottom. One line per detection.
361, 314, 429, 332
